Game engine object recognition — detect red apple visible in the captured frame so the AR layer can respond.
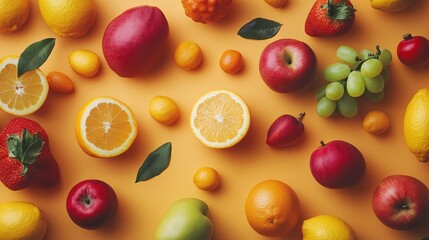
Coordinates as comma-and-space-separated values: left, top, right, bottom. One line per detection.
266, 112, 305, 147
259, 38, 317, 93
310, 140, 366, 189
372, 175, 429, 230
397, 33, 429, 67
66, 179, 118, 230
102, 5, 169, 77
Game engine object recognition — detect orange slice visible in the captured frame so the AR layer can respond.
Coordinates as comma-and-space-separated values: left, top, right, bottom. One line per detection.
75, 96, 138, 158
0, 56, 49, 116
190, 90, 250, 148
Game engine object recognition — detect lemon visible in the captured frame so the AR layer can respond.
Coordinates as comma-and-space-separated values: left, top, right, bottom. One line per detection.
68, 49, 101, 77
38, 0, 97, 37
174, 41, 203, 70
0, 201, 47, 240
302, 215, 357, 240
369, 0, 415, 12
404, 88, 429, 162
149, 95, 180, 125
0, 0, 30, 33
0, 56, 49, 116
190, 90, 250, 148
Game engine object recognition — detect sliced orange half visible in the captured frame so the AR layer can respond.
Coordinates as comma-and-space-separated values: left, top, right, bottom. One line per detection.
0, 56, 49, 116
190, 90, 250, 148
75, 96, 138, 158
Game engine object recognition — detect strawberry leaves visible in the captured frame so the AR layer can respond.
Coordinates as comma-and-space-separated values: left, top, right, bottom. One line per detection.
323, 0, 356, 20
7, 129, 44, 176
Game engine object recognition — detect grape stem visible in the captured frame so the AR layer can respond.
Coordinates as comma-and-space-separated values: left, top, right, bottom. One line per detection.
353, 45, 382, 71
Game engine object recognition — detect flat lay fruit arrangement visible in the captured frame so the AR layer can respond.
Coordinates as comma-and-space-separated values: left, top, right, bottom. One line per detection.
0, 0, 428, 239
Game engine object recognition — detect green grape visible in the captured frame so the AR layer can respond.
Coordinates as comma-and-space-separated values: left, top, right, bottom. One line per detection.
360, 59, 383, 78
337, 93, 358, 118
315, 85, 327, 101
325, 82, 344, 100
337, 45, 358, 65
364, 74, 384, 93
323, 63, 351, 82
364, 90, 384, 102
317, 97, 336, 117
346, 71, 365, 97
378, 48, 393, 67
359, 49, 373, 60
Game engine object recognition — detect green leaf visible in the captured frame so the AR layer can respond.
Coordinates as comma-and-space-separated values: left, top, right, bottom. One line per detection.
18, 38, 56, 77
135, 142, 172, 183
237, 18, 282, 40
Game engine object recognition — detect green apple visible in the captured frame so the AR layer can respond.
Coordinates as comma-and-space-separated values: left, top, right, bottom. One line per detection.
154, 198, 213, 240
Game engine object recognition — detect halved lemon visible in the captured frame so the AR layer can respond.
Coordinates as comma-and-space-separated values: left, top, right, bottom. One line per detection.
190, 90, 250, 148
75, 96, 138, 158
0, 56, 49, 116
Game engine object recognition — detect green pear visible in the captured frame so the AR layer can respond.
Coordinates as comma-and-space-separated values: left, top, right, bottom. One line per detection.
154, 198, 213, 240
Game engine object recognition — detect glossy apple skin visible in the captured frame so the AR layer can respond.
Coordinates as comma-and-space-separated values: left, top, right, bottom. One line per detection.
259, 38, 317, 93
372, 175, 429, 230
310, 140, 366, 189
66, 179, 118, 230
154, 198, 213, 240
266, 113, 305, 147
102, 5, 169, 77
397, 33, 429, 67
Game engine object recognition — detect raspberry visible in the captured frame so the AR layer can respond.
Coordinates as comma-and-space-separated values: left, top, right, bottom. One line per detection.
181, 0, 233, 23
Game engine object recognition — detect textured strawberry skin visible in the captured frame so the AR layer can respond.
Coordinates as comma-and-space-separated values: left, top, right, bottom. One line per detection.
0, 117, 60, 190
305, 0, 355, 37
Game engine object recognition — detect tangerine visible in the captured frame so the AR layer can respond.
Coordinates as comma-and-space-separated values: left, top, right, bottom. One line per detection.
245, 179, 300, 237
219, 49, 244, 74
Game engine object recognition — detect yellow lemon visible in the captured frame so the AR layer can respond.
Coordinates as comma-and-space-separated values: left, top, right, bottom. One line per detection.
149, 95, 180, 125
0, 56, 49, 116
0, 201, 47, 240
302, 215, 357, 240
38, 0, 97, 37
404, 88, 429, 162
75, 96, 138, 158
68, 49, 101, 77
174, 41, 203, 70
190, 90, 250, 148
193, 167, 220, 191
0, 0, 30, 33
369, 0, 415, 12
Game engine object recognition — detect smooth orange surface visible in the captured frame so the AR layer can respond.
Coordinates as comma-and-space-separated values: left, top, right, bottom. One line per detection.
0, 0, 429, 239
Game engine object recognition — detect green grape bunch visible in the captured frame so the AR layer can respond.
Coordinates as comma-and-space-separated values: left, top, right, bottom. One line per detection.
316, 45, 392, 118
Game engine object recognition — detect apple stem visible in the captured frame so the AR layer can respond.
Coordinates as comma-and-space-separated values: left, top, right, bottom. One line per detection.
320, 140, 325, 146
403, 33, 413, 41
298, 112, 306, 121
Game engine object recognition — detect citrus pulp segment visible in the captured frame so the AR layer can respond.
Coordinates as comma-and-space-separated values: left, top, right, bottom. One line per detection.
0, 56, 49, 116
190, 90, 250, 148
75, 96, 138, 158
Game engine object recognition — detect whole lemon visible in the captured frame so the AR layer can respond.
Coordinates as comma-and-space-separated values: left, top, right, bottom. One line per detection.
38, 0, 97, 37
302, 215, 357, 240
0, 0, 30, 33
68, 49, 101, 77
404, 88, 429, 162
0, 201, 48, 240
370, 0, 415, 12
149, 95, 180, 125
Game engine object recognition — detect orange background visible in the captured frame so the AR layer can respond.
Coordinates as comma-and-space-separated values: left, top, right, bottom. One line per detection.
1, 0, 429, 239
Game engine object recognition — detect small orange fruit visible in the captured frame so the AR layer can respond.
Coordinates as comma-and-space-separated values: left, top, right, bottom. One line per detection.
264, 0, 288, 8
149, 95, 180, 125
174, 41, 203, 70
245, 179, 300, 237
193, 167, 220, 191
362, 110, 390, 135
219, 49, 244, 74
46, 71, 75, 93
68, 49, 101, 78
181, 0, 233, 23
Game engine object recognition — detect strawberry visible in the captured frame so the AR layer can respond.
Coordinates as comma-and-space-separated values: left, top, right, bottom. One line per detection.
0, 117, 60, 190
305, 0, 356, 37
